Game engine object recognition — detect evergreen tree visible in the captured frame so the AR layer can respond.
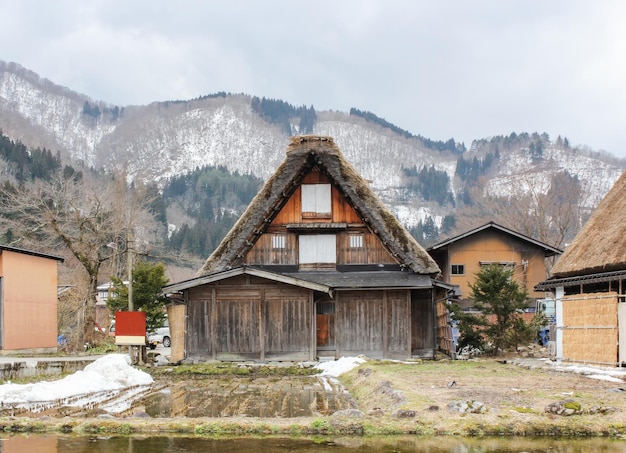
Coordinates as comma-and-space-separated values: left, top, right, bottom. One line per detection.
107, 260, 169, 333
450, 264, 534, 355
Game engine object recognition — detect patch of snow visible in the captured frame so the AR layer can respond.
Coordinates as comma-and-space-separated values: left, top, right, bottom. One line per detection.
584, 374, 624, 383
0, 354, 153, 412
550, 362, 626, 382
315, 356, 367, 377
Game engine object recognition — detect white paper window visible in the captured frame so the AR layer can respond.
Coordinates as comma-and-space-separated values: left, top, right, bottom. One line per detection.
299, 235, 336, 264
349, 234, 363, 248
272, 234, 286, 249
301, 184, 331, 214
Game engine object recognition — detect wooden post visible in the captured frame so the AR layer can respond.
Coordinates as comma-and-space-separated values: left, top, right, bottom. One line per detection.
382, 290, 388, 359
310, 292, 316, 361
406, 291, 411, 359
211, 288, 217, 361
259, 289, 265, 361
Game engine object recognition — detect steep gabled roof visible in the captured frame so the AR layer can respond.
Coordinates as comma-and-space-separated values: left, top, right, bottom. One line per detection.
549, 170, 626, 278
427, 221, 562, 257
198, 135, 440, 276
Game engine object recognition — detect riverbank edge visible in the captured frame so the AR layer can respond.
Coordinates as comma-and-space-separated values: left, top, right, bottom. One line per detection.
2, 415, 626, 439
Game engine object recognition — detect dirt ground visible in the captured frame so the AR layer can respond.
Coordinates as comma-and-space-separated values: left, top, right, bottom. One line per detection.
333, 355, 626, 436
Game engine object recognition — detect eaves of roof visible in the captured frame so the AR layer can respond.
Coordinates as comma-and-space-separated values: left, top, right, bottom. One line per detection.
428, 221, 562, 257
535, 269, 626, 291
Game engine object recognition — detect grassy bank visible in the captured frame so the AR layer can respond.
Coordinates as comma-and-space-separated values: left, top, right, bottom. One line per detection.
2, 357, 626, 438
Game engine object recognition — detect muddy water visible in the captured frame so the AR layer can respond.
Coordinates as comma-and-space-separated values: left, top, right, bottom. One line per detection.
141, 376, 353, 418
4, 434, 626, 452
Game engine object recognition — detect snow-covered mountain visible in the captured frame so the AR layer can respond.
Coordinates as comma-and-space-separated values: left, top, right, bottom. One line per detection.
0, 60, 624, 230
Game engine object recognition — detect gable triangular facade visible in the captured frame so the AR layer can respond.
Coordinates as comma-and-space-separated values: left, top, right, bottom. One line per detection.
199, 135, 439, 276
164, 136, 451, 363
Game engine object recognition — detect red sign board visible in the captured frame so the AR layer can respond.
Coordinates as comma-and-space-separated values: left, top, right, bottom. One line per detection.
114, 311, 146, 345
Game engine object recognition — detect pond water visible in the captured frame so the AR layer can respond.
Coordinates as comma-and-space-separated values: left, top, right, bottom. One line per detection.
2, 434, 626, 453
141, 376, 353, 418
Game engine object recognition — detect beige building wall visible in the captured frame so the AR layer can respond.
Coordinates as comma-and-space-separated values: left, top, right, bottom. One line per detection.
446, 232, 548, 300
1, 250, 58, 351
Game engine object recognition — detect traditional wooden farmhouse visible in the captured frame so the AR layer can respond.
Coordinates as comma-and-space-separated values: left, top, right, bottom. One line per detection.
0, 245, 64, 354
427, 222, 562, 311
163, 135, 450, 362
536, 171, 626, 366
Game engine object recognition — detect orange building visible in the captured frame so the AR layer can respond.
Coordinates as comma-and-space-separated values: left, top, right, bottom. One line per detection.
428, 222, 562, 309
0, 245, 64, 354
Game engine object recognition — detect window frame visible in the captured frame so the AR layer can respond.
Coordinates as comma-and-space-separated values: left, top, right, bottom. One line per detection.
451, 264, 465, 275
301, 184, 332, 217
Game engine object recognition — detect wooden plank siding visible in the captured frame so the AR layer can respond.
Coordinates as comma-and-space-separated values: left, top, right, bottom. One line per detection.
337, 232, 396, 265
245, 233, 298, 265
246, 230, 396, 266
386, 291, 412, 358
335, 290, 413, 359
184, 276, 434, 361
411, 289, 435, 358
270, 172, 362, 226
185, 278, 313, 362
263, 288, 311, 360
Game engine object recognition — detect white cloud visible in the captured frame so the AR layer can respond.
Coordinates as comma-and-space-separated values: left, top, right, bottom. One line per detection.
0, 0, 624, 157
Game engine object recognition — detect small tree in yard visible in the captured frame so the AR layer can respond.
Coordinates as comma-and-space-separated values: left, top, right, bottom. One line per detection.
451, 264, 534, 356
107, 260, 169, 334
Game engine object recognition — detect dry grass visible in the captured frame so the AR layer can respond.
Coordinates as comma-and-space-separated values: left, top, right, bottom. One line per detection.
2, 356, 626, 438
336, 356, 626, 436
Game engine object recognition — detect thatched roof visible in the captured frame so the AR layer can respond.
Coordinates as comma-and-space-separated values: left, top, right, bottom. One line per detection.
550, 170, 626, 278
198, 135, 440, 276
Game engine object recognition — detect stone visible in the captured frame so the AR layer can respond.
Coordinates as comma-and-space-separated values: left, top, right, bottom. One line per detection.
392, 409, 416, 418
366, 407, 385, 416
544, 399, 583, 416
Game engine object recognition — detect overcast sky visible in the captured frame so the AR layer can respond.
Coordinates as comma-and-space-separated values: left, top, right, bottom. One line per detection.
1, 1, 625, 158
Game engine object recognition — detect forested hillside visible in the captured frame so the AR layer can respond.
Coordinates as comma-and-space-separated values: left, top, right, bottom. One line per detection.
1, 59, 625, 270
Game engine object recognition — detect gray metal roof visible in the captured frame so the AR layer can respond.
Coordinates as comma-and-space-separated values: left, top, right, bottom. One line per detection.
163, 266, 433, 296
283, 270, 433, 290
428, 221, 562, 257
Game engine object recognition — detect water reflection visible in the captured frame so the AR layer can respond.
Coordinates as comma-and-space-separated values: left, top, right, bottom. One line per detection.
142, 377, 352, 418
2, 435, 626, 453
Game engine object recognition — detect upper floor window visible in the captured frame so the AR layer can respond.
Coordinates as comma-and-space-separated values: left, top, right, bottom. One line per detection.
299, 234, 336, 264
451, 264, 465, 275
349, 234, 363, 248
301, 184, 331, 217
272, 234, 286, 249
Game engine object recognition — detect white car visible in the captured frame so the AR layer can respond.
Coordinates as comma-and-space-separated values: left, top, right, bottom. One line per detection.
147, 321, 171, 348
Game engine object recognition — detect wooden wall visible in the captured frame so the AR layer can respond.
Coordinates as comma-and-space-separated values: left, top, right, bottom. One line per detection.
271, 172, 362, 225
334, 289, 422, 360
186, 276, 313, 361
246, 230, 396, 266
183, 275, 434, 361
245, 169, 397, 268
411, 289, 435, 358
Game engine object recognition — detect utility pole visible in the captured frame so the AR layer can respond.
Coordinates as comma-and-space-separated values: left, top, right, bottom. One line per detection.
127, 230, 133, 312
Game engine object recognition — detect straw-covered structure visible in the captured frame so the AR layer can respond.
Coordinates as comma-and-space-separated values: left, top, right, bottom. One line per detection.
199, 135, 439, 276
550, 170, 626, 278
